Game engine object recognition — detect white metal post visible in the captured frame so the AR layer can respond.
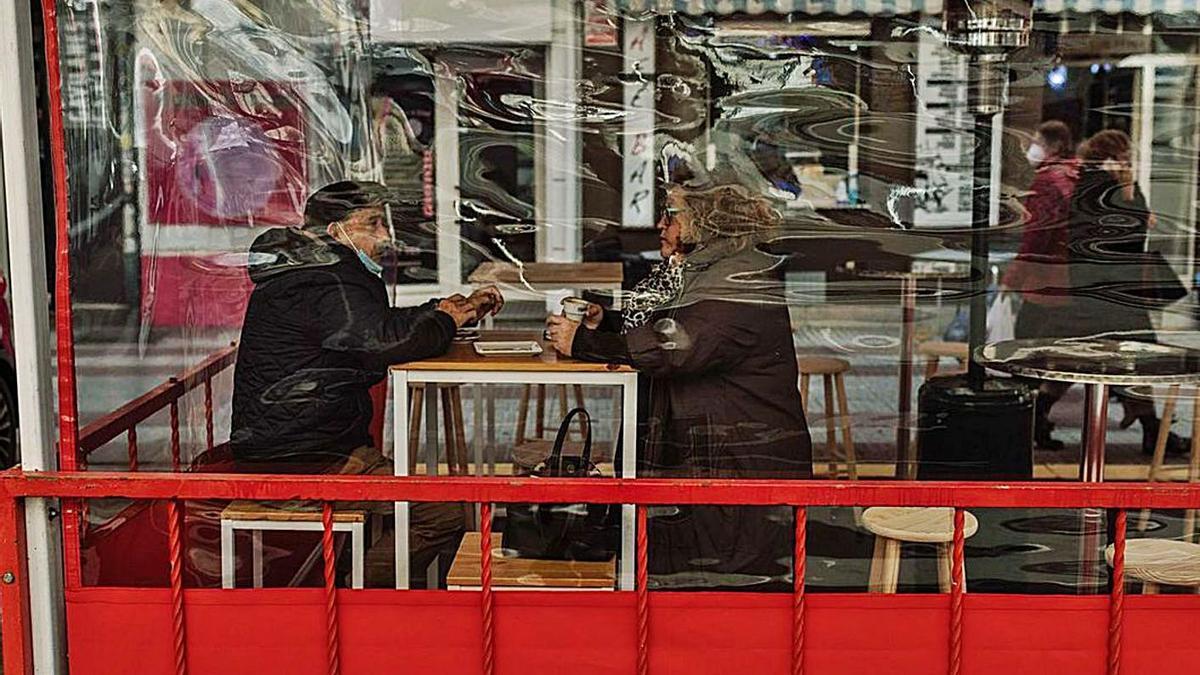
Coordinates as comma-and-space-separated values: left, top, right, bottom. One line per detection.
0, 0, 67, 670
434, 60, 465, 295
539, 0, 581, 267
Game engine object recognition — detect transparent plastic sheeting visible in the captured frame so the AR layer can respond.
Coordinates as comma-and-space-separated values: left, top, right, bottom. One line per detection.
47, 0, 1200, 592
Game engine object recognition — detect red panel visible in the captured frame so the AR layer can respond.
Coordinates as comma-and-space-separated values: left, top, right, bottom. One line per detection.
64, 588, 1200, 675
140, 255, 253, 328
142, 80, 307, 227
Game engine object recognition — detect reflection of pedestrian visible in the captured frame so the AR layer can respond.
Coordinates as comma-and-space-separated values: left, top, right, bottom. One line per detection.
546, 184, 813, 590
1027, 130, 1190, 455
1002, 121, 1079, 449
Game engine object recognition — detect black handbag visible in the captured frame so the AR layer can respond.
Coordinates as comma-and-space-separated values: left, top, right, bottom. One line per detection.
501, 408, 619, 562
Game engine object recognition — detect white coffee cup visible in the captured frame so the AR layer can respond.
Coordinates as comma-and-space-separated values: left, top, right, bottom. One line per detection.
561, 296, 588, 323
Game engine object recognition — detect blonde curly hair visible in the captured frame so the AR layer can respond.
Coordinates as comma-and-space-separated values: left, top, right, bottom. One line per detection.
677, 184, 782, 246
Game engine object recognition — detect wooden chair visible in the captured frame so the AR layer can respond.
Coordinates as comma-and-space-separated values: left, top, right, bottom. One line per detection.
862, 506, 979, 593
1105, 539, 1200, 594
797, 356, 856, 480
917, 341, 969, 380
406, 384, 470, 475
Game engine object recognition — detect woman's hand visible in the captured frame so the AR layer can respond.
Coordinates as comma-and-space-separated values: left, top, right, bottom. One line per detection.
583, 303, 604, 330
545, 314, 580, 357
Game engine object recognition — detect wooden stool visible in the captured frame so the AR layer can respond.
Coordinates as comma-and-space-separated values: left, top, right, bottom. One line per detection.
862, 506, 979, 593
1105, 539, 1200, 594
446, 532, 616, 590
918, 341, 969, 380
220, 501, 366, 589
407, 384, 470, 475
797, 356, 856, 480
1138, 384, 1200, 533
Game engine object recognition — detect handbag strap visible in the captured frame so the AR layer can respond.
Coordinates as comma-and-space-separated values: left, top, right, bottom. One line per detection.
549, 407, 592, 465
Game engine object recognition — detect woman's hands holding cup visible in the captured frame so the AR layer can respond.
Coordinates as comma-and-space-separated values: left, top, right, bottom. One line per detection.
544, 314, 580, 357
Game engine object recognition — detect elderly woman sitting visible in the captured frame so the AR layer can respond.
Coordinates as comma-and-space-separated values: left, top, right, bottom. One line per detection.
546, 184, 812, 590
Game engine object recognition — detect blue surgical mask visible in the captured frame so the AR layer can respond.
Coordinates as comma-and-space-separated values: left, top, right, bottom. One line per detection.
355, 248, 384, 278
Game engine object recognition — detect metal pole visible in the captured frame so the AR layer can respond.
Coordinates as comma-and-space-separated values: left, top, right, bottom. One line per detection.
0, 0, 66, 669
967, 103, 995, 388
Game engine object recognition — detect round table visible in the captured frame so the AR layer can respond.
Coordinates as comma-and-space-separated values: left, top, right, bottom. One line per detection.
979, 338, 1200, 592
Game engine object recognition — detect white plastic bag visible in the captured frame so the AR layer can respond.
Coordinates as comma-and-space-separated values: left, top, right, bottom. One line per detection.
986, 291, 1017, 343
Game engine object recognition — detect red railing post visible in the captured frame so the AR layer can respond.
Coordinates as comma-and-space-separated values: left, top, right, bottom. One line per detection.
792, 506, 807, 675
1108, 509, 1127, 675
170, 397, 182, 472
127, 427, 139, 472
480, 502, 496, 675
204, 379, 215, 452
949, 507, 966, 675
0, 496, 33, 675
637, 504, 650, 675
166, 499, 188, 675
321, 502, 341, 675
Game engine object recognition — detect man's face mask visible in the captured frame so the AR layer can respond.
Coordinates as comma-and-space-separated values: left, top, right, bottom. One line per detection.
335, 222, 385, 278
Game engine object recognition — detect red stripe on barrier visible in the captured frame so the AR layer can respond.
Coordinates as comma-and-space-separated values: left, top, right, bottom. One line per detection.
5, 472, 1200, 509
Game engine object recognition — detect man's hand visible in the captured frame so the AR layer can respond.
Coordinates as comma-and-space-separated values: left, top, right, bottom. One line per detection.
583, 302, 604, 330
437, 294, 478, 328
468, 285, 505, 318
545, 314, 580, 357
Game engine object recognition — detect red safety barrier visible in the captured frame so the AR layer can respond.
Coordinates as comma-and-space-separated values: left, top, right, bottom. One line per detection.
1, 471, 1198, 675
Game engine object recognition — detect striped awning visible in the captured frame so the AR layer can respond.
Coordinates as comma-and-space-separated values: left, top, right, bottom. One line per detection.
615, 0, 942, 14
613, 0, 1198, 14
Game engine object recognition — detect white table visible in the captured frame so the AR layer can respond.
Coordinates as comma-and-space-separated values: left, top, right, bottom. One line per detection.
391, 331, 639, 589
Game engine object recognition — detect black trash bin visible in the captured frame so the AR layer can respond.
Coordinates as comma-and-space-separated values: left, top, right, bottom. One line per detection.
916, 374, 1035, 480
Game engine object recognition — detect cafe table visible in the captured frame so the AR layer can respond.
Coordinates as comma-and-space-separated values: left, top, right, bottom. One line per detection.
390, 331, 638, 589
978, 337, 1200, 592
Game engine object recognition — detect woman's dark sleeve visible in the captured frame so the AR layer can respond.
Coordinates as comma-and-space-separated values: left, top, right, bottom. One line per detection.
572, 326, 633, 364
618, 301, 760, 376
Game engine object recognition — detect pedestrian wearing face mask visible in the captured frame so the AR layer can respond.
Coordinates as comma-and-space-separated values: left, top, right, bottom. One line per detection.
1008, 130, 1189, 455
1001, 121, 1079, 449
231, 181, 504, 585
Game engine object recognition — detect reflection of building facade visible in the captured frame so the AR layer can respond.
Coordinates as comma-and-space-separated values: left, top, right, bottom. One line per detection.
40, 0, 1200, 327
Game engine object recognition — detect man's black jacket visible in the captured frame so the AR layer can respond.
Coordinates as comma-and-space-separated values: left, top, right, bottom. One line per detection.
230, 227, 455, 464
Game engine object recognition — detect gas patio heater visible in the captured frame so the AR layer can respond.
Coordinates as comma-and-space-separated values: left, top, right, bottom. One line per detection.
916, 0, 1037, 480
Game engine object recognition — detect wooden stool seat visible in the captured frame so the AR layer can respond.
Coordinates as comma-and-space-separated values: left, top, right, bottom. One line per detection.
862, 507, 979, 543
222, 501, 366, 523
918, 341, 969, 381
1105, 539, 1200, 591
796, 356, 855, 480
447, 532, 616, 589
220, 501, 367, 589
796, 356, 850, 376
863, 507, 978, 594
917, 341, 970, 360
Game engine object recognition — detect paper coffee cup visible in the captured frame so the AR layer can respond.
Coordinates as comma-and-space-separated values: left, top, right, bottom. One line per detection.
561, 297, 588, 322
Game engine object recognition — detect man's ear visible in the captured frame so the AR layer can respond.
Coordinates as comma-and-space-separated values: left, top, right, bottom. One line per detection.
326, 222, 341, 241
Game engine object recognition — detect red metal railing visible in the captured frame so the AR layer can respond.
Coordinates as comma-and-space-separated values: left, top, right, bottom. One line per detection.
76, 344, 238, 471
0, 471, 1197, 675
